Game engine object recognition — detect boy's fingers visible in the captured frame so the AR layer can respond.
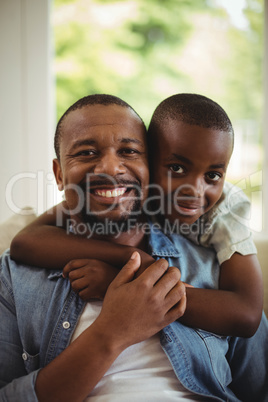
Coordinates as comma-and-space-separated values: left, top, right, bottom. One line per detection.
183, 282, 194, 288
111, 251, 141, 287
62, 259, 89, 278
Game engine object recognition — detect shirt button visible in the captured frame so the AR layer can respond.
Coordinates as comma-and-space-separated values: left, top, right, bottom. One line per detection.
22, 352, 28, 361
63, 321, 70, 329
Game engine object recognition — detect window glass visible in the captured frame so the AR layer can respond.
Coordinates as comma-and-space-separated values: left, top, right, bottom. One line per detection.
52, 0, 264, 232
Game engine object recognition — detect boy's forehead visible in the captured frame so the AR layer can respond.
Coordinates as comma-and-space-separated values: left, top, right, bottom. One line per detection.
153, 119, 233, 161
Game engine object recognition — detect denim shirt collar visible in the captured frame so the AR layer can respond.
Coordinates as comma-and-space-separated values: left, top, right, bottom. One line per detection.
66, 219, 180, 260
148, 221, 180, 258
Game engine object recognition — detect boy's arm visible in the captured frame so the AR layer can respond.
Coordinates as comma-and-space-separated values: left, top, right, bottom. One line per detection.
179, 252, 263, 337
10, 202, 154, 270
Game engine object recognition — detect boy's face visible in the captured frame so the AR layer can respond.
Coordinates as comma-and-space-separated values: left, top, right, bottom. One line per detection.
151, 120, 233, 225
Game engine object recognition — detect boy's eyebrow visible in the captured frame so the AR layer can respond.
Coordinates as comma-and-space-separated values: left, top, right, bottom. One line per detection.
166, 154, 227, 170
209, 163, 227, 170
166, 154, 193, 165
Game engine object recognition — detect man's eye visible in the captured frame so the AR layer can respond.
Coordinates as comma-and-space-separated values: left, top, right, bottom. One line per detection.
206, 172, 221, 181
76, 150, 96, 156
121, 148, 140, 155
169, 164, 184, 174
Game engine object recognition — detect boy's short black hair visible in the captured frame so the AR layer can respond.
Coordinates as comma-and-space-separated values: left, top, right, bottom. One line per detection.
148, 93, 234, 148
54, 94, 145, 161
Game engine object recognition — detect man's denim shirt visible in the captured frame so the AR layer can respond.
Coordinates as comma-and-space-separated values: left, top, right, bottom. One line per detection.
0, 224, 266, 401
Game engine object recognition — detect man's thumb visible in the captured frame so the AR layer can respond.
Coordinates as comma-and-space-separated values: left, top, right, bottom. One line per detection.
114, 251, 141, 286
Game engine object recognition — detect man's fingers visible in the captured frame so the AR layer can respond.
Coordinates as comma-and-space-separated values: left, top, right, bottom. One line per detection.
153, 266, 181, 296
166, 293, 187, 323
137, 258, 169, 287
111, 251, 141, 287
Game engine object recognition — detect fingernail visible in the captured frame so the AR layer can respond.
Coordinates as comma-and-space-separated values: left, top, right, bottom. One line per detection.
130, 251, 138, 259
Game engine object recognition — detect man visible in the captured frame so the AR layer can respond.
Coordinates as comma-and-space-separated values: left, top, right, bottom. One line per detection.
1, 95, 267, 401
0, 95, 187, 401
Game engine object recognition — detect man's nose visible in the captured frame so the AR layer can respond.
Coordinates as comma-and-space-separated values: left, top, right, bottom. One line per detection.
94, 153, 126, 176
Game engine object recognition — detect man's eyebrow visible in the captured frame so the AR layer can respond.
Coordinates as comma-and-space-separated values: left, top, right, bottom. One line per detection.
166, 154, 227, 169
69, 139, 96, 152
120, 138, 144, 145
68, 137, 144, 152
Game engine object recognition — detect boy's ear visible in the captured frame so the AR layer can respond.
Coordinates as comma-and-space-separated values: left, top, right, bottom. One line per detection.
53, 159, 64, 191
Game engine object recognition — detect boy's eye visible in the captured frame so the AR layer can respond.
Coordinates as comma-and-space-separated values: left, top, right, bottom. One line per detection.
169, 164, 184, 174
206, 172, 221, 181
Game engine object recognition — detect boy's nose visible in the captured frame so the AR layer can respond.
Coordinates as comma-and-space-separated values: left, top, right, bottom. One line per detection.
94, 153, 126, 176
180, 177, 205, 198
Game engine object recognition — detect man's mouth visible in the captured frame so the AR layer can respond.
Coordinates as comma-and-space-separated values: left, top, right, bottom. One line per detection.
93, 187, 127, 199
88, 183, 140, 206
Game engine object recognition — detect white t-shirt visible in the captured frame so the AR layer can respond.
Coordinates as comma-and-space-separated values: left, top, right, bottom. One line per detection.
71, 301, 206, 401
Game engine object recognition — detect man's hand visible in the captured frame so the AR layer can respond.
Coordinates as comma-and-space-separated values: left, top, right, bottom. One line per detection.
93, 251, 186, 352
63, 259, 118, 300
36, 252, 186, 402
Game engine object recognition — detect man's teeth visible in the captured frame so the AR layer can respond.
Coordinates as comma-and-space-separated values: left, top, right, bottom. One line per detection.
95, 188, 127, 198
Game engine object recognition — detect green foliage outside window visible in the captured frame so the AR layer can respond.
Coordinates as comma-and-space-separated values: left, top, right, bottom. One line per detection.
52, 0, 264, 230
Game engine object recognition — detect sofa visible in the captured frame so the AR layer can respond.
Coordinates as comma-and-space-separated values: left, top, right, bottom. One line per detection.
0, 208, 267, 316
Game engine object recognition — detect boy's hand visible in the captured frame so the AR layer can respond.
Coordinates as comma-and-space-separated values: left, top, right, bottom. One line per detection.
62, 259, 119, 301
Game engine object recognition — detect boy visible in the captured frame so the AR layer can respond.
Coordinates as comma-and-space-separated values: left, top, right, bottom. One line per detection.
11, 93, 263, 337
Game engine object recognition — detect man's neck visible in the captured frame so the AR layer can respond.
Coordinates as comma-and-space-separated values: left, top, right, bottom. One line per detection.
71, 215, 148, 250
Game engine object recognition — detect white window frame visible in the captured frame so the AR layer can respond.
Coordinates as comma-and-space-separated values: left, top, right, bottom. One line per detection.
263, 0, 268, 235
0, 0, 55, 223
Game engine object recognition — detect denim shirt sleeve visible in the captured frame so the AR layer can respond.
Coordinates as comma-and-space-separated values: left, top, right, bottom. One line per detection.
0, 255, 39, 401
0, 372, 39, 402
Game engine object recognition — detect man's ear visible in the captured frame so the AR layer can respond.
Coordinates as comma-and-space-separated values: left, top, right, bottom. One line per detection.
53, 159, 64, 191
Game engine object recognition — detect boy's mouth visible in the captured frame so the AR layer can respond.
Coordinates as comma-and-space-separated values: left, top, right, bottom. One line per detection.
176, 201, 205, 216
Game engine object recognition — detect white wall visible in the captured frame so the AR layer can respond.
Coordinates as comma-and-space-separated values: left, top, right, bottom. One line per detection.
0, 0, 55, 223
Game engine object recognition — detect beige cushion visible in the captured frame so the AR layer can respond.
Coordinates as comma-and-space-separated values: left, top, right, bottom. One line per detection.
0, 207, 37, 255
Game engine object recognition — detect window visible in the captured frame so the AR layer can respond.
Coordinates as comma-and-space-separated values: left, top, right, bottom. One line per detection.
52, 0, 265, 233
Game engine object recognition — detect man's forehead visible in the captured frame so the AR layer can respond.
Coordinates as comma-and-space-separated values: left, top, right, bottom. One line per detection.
60, 104, 147, 148
63, 104, 140, 128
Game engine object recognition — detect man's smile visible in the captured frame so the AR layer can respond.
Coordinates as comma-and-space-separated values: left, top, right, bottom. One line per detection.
94, 187, 127, 198
90, 186, 134, 205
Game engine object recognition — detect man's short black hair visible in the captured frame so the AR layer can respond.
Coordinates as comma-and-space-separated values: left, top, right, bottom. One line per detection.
148, 93, 234, 148
54, 94, 145, 161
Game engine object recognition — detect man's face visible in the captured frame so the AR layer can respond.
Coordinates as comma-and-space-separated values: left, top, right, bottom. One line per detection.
54, 104, 149, 228
151, 120, 233, 225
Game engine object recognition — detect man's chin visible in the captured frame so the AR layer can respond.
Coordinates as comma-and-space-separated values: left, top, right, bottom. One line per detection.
80, 208, 141, 235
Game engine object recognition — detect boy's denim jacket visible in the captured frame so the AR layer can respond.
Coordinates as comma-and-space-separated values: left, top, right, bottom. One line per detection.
0, 224, 267, 401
